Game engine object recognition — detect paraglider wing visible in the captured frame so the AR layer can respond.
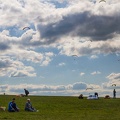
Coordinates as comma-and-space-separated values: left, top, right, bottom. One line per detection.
72, 55, 78, 60
99, 0, 106, 3
23, 27, 30, 30
112, 84, 116, 86
86, 88, 93, 90
72, 55, 78, 57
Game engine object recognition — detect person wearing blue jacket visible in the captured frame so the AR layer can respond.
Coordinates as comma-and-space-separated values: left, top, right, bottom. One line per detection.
8, 98, 19, 112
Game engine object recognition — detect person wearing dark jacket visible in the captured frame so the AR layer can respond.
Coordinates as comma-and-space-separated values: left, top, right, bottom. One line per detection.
113, 89, 116, 98
25, 98, 37, 112
24, 89, 29, 96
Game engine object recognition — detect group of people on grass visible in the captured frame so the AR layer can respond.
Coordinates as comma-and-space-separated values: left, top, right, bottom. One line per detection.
0, 89, 37, 112
0, 97, 38, 112
8, 98, 38, 112
78, 89, 117, 99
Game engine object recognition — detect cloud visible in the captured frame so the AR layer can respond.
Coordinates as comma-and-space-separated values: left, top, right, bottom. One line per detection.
0, 42, 10, 51
40, 52, 54, 66
72, 82, 87, 90
106, 73, 120, 81
0, 0, 120, 57
0, 0, 119, 97
10, 69, 36, 77
1, 81, 119, 97
0, 57, 36, 77
0, 57, 11, 68
37, 3, 120, 43
91, 71, 101, 75
58, 62, 66, 66
0, 85, 8, 93
101, 72, 120, 90
80, 72, 85, 76
104, 73, 120, 88
90, 55, 98, 59
39, 76, 45, 79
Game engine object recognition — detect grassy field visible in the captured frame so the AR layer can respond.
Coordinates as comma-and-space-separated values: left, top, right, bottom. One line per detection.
0, 95, 120, 120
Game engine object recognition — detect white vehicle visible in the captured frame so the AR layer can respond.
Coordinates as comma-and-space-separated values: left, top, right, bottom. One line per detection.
87, 95, 98, 100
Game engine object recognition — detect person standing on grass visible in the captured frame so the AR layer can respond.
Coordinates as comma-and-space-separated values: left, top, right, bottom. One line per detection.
24, 89, 29, 96
8, 98, 19, 112
25, 98, 38, 112
95, 92, 99, 98
113, 89, 116, 98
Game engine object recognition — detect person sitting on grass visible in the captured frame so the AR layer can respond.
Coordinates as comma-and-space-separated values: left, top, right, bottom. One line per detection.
78, 94, 83, 99
25, 98, 38, 112
8, 98, 19, 112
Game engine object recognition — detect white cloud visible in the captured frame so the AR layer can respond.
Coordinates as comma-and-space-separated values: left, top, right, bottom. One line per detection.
58, 62, 66, 66
105, 73, 120, 88
90, 55, 98, 59
10, 69, 36, 77
80, 72, 85, 76
0, 56, 36, 77
0, 82, 87, 95
106, 73, 120, 81
91, 71, 101, 75
39, 52, 54, 66
0, 0, 120, 59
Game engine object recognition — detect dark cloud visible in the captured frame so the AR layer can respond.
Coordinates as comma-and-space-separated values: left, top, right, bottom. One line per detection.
72, 82, 87, 90
0, 60, 11, 68
37, 11, 120, 43
0, 42, 10, 50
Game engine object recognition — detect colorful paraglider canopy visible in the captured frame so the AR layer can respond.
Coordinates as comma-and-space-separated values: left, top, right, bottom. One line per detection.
22, 27, 30, 30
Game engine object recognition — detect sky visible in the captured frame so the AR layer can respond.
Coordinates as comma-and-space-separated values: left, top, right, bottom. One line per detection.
0, 0, 120, 97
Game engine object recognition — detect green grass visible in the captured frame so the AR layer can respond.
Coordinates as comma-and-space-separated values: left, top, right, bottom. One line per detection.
0, 95, 120, 120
